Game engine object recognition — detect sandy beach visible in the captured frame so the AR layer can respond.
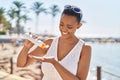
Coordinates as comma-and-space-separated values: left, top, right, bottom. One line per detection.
0, 43, 42, 80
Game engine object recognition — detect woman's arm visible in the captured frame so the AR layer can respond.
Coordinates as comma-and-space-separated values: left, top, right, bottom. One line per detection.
52, 44, 91, 80
31, 56, 80, 80
52, 60, 80, 80
76, 45, 91, 80
17, 39, 52, 67
17, 40, 34, 67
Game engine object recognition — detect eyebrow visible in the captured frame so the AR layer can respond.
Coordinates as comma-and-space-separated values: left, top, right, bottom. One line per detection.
67, 24, 73, 27
60, 21, 73, 27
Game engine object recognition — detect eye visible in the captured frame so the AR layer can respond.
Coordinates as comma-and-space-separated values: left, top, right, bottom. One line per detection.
60, 24, 63, 26
67, 26, 73, 29
59, 23, 64, 28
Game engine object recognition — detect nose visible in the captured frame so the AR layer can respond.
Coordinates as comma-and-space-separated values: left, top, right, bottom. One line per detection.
60, 26, 67, 32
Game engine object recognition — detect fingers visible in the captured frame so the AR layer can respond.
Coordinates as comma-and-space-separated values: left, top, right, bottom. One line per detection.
29, 55, 44, 60
24, 39, 34, 48
28, 55, 45, 62
29, 32, 41, 40
24, 32, 41, 49
28, 55, 55, 63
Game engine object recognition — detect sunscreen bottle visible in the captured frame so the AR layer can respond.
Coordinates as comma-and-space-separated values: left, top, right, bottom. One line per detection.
24, 32, 49, 49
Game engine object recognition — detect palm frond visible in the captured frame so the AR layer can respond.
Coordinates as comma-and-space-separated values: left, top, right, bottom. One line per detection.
0, 7, 5, 15
13, 1, 26, 10
31, 2, 46, 15
49, 5, 60, 17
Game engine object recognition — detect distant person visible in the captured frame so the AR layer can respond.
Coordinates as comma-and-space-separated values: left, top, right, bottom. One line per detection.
17, 5, 91, 80
1, 42, 4, 50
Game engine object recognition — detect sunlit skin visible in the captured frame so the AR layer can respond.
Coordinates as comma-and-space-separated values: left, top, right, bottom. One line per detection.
59, 14, 81, 39
17, 14, 91, 80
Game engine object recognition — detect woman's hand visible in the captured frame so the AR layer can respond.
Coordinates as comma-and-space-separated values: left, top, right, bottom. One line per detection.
24, 39, 34, 49
24, 33, 39, 48
24, 32, 42, 48
29, 55, 56, 64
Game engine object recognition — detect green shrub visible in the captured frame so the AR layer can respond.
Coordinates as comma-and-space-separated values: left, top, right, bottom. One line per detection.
0, 31, 6, 35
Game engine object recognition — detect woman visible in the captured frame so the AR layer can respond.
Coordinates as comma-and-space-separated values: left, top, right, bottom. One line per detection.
17, 5, 91, 80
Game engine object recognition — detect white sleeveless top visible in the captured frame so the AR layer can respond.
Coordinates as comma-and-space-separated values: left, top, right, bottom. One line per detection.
41, 37, 84, 80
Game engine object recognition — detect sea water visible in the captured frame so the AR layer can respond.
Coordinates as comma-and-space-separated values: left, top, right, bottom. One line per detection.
89, 43, 120, 80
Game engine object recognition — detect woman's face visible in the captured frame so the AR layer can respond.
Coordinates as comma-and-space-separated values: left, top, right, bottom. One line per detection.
59, 14, 81, 38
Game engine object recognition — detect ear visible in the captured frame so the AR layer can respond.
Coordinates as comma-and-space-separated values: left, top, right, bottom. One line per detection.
77, 22, 82, 29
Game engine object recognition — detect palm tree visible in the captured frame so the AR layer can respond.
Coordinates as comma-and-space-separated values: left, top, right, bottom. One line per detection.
21, 15, 31, 23
7, 7, 16, 34
12, 1, 26, 35
31, 1, 46, 34
21, 14, 31, 33
7, 7, 16, 20
0, 7, 10, 32
0, 7, 5, 24
49, 5, 60, 18
48, 5, 60, 34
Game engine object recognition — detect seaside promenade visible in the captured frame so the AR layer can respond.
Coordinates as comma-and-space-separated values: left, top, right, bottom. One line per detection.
0, 34, 43, 80
0, 34, 120, 80
0, 42, 42, 80
0, 34, 120, 43
0, 71, 27, 80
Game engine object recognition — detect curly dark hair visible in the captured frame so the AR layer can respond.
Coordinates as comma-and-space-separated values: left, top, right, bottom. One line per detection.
62, 6, 83, 23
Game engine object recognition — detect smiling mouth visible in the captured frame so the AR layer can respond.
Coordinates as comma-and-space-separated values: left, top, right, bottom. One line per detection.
62, 32, 68, 35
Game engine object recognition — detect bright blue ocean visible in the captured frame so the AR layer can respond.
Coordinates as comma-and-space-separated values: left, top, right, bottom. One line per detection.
89, 43, 120, 80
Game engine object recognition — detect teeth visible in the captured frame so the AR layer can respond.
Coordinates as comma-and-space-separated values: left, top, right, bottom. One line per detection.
62, 32, 68, 34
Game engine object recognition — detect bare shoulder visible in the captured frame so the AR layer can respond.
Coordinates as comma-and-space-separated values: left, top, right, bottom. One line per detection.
83, 44, 91, 51
81, 44, 92, 56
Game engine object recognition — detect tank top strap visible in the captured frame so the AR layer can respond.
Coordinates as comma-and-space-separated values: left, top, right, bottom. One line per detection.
44, 37, 58, 57
71, 39, 84, 63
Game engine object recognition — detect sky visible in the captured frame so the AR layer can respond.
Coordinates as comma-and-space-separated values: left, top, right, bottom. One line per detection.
0, 0, 120, 38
